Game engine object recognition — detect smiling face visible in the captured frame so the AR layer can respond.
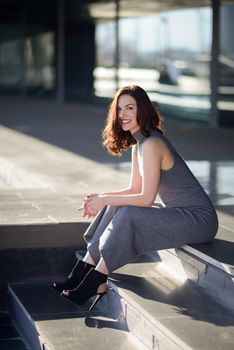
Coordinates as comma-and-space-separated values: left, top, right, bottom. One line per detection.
117, 94, 139, 134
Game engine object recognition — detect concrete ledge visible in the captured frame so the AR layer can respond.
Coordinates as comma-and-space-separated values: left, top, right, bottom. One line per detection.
183, 244, 234, 276
158, 244, 234, 312
0, 222, 88, 249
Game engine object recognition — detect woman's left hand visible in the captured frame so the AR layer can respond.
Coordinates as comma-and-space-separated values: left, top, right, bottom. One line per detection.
80, 194, 106, 218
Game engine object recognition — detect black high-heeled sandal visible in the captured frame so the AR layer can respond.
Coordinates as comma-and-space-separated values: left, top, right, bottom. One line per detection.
52, 260, 94, 293
62, 268, 107, 311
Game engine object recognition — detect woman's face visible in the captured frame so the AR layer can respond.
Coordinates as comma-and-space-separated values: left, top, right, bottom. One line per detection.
117, 94, 139, 134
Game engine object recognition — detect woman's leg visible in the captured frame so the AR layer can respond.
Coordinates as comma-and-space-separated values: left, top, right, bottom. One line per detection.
98, 205, 218, 273
85, 205, 119, 265
83, 251, 109, 275
62, 204, 217, 310
81, 206, 116, 294
95, 257, 109, 275
52, 205, 114, 293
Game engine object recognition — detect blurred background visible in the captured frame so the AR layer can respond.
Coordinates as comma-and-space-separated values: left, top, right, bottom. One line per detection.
0, 0, 233, 127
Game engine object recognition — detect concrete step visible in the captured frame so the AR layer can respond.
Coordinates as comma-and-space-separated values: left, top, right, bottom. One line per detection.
110, 255, 234, 350
0, 311, 31, 350
8, 283, 146, 350
0, 220, 88, 249
157, 241, 234, 312
8, 253, 234, 350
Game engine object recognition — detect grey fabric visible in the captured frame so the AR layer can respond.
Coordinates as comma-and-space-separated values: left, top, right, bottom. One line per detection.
84, 205, 119, 265
83, 130, 218, 273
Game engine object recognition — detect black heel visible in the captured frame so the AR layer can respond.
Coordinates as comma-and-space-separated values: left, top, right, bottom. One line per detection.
62, 269, 107, 309
52, 260, 94, 293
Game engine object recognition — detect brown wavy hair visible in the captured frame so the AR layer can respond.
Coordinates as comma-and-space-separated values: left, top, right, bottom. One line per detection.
102, 85, 164, 156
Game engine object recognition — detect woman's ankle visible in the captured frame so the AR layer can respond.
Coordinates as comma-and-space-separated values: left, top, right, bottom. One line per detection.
95, 258, 109, 276
83, 254, 96, 266
97, 282, 107, 294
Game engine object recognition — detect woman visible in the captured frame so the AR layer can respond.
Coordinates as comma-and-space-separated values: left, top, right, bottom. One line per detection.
52, 85, 218, 311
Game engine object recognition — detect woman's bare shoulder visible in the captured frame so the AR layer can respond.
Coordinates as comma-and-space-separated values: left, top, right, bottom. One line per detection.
142, 135, 166, 151
142, 135, 174, 164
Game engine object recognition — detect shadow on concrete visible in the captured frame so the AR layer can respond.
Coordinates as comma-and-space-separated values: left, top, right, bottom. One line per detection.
111, 272, 234, 327
85, 316, 124, 330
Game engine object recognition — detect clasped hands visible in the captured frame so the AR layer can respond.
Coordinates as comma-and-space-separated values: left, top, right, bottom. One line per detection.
79, 193, 106, 218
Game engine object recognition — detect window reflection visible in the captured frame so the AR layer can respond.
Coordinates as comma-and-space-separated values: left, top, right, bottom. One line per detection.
0, 32, 55, 96
94, 21, 116, 96
0, 0, 233, 127
189, 160, 234, 211
219, 3, 234, 126
25, 32, 55, 94
94, 5, 212, 122
0, 39, 23, 90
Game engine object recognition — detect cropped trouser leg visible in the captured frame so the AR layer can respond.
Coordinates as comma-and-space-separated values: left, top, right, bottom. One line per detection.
84, 205, 119, 265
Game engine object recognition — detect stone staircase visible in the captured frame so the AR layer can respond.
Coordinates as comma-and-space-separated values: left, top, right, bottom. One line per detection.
7, 248, 234, 350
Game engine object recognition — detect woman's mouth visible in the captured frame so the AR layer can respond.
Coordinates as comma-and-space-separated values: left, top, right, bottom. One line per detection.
120, 119, 131, 125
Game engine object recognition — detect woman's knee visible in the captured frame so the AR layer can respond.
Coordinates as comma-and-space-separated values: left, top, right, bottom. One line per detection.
107, 204, 119, 210
117, 206, 141, 227
117, 205, 138, 218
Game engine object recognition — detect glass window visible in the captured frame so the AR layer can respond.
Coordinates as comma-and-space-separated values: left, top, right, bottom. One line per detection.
24, 31, 55, 95
0, 2, 56, 97
219, 3, 234, 126
155, 6, 212, 122
0, 39, 24, 91
94, 20, 116, 97
94, 2, 212, 123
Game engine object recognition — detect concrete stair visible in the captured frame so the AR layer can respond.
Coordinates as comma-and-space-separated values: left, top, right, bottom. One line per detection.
8, 251, 234, 350
0, 311, 30, 350
158, 244, 234, 312
8, 282, 146, 350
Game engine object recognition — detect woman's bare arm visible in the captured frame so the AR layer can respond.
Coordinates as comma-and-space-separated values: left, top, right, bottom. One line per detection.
84, 138, 162, 213
102, 138, 161, 207
98, 146, 142, 196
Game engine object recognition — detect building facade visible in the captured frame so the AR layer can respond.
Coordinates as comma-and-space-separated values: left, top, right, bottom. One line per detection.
0, 0, 233, 127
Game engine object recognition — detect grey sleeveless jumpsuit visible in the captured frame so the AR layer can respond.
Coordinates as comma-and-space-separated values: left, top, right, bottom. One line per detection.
84, 129, 218, 273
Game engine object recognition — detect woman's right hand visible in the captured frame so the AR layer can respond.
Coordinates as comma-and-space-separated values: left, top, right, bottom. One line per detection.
79, 193, 98, 218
